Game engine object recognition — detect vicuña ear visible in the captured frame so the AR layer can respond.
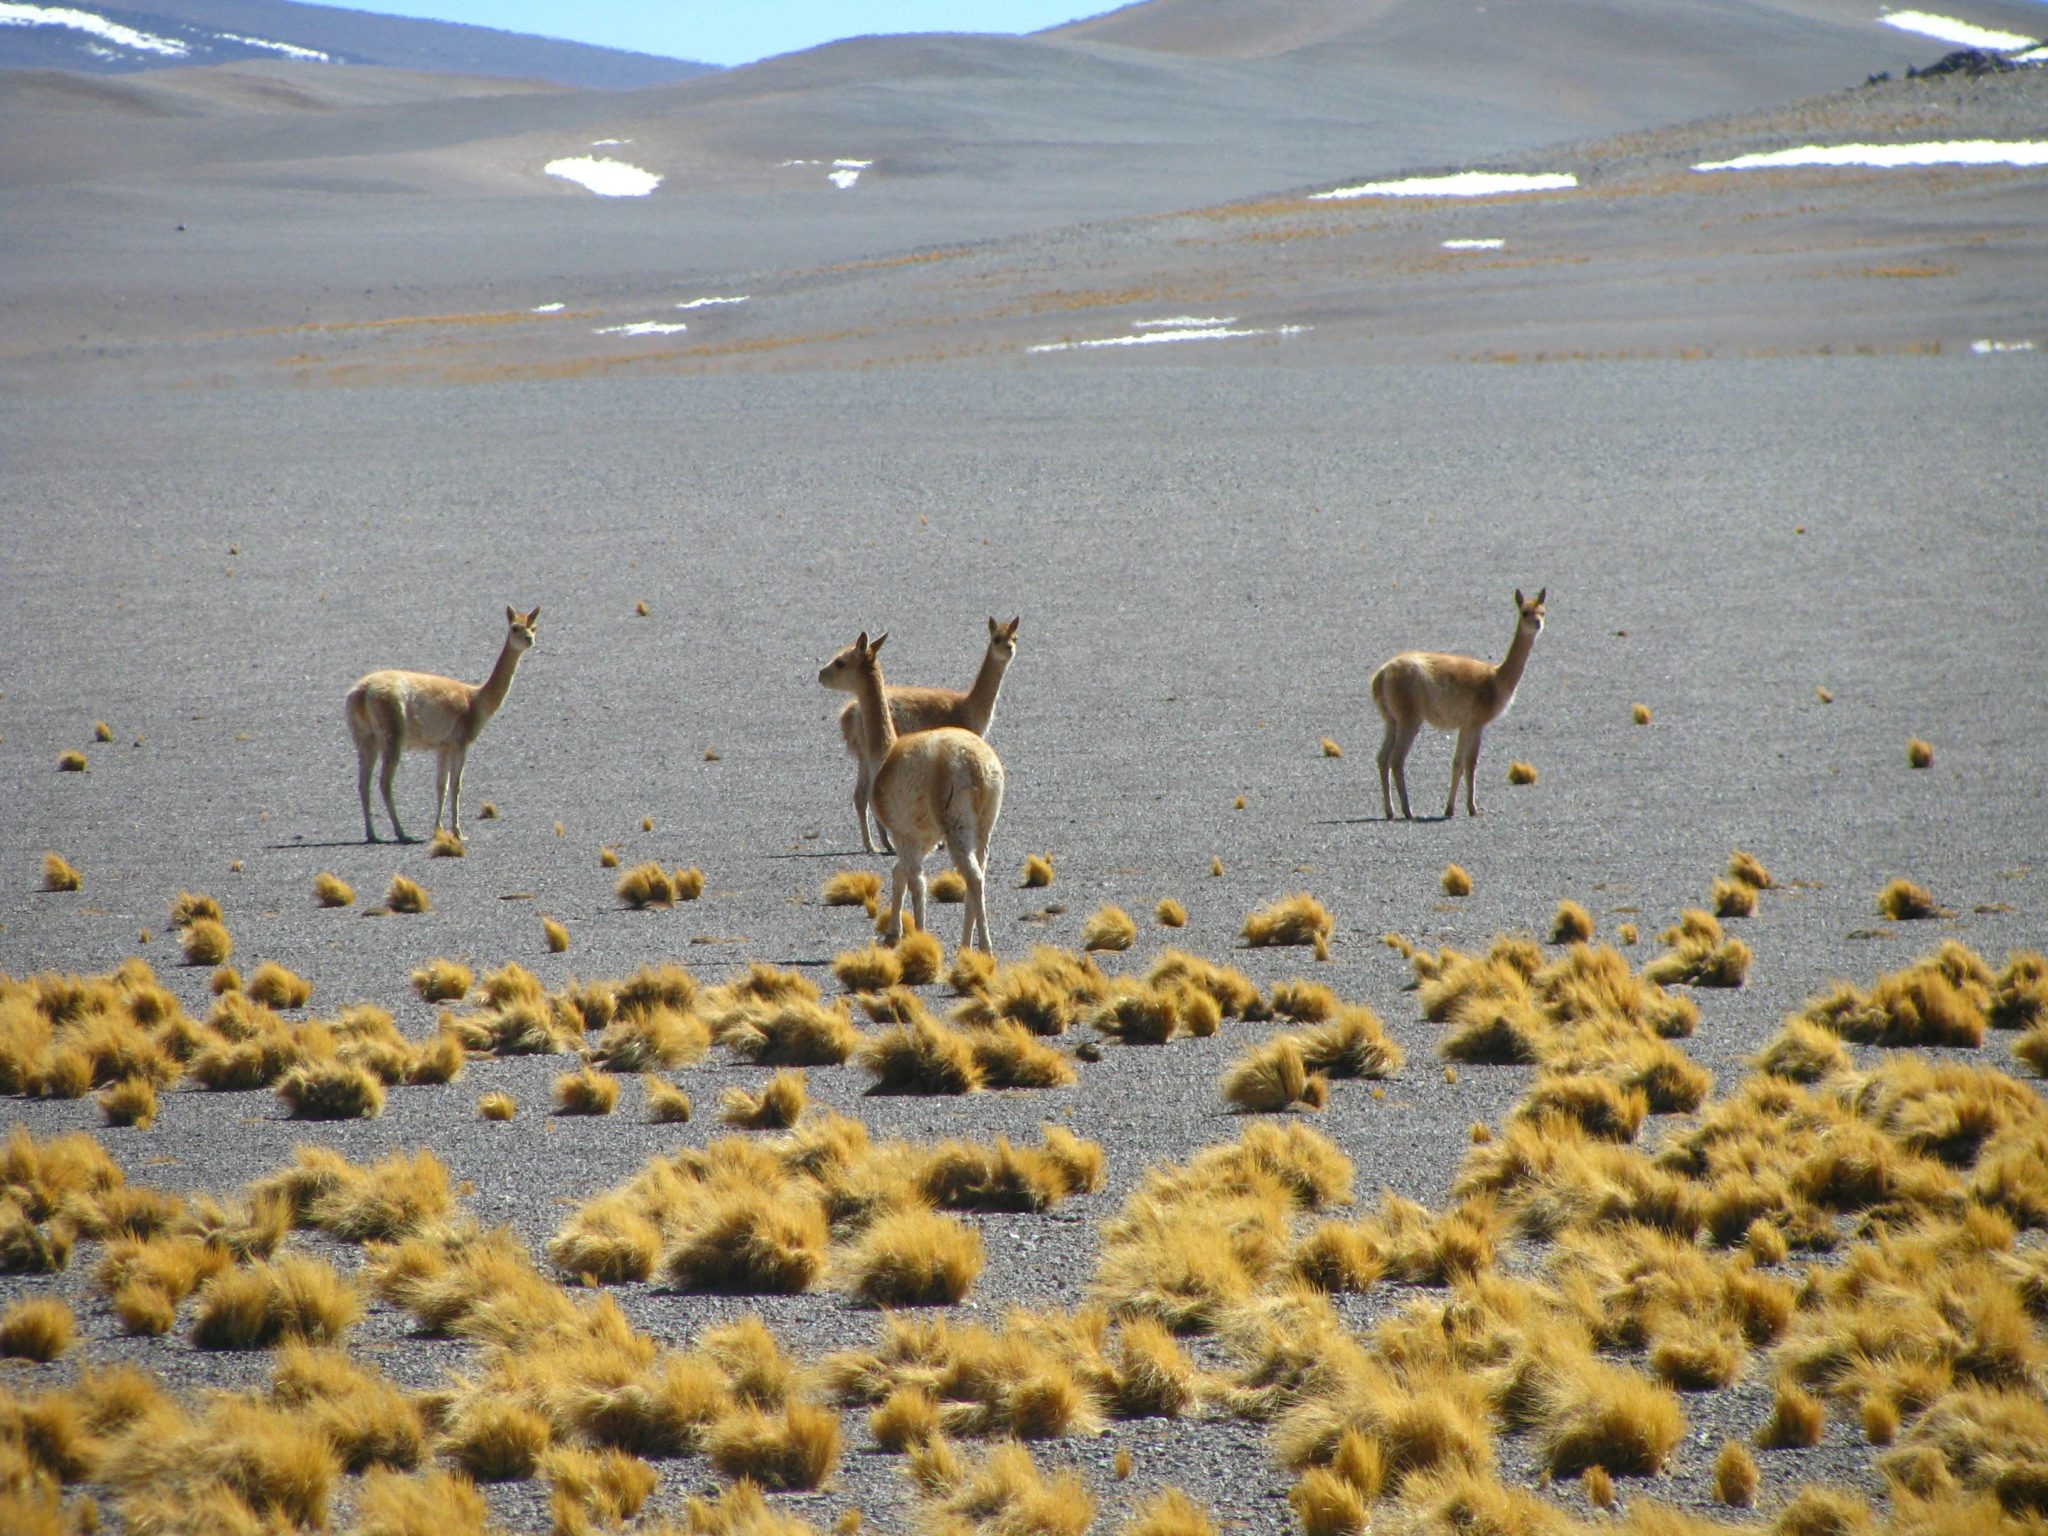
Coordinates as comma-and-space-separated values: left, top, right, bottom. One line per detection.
1535, 588, 1546, 605
506, 604, 518, 624
1514, 589, 1525, 607
1005, 616, 1020, 635
526, 605, 541, 625
871, 632, 888, 653
855, 631, 869, 651
988, 615, 999, 635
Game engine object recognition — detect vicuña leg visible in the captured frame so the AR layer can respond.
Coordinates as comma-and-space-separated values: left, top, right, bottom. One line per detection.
1447, 726, 1483, 818
356, 735, 380, 842
443, 744, 470, 837
378, 743, 408, 842
946, 826, 991, 957
1382, 717, 1422, 820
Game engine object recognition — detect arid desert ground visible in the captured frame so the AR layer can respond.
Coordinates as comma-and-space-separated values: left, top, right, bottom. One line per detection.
3, 3, 2048, 1534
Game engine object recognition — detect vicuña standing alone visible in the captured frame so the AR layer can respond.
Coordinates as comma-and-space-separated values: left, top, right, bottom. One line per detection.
1372, 588, 1545, 819
346, 605, 539, 843
820, 631, 1005, 955
838, 616, 1019, 853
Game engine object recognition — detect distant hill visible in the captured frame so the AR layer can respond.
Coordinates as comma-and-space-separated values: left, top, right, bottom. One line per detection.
0, 0, 716, 88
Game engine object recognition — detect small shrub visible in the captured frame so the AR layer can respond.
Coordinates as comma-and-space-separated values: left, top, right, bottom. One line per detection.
897, 929, 944, 986
860, 1019, 982, 1095
355, 1468, 489, 1536
673, 867, 707, 900
554, 1068, 620, 1116
1907, 738, 1934, 769
192, 1254, 360, 1348
1083, 906, 1138, 952
443, 1398, 551, 1481
1022, 855, 1055, 888
0, 1296, 73, 1361
313, 873, 354, 908
542, 916, 570, 953
1714, 1440, 1760, 1506
1757, 1378, 1826, 1447
1442, 865, 1472, 897
181, 918, 233, 966
617, 862, 675, 908
1713, 878, 1758, 918
872, 1387, 941, 1451
1222, 1038, 1329, 1114
1620, 923, 1639, 946
385, 875, 429, 914
646, 1077, 692, 1123
721, 1069, 809, 1130
931, 869, 968, 903
430, 829, 465, 858
277, 1060, 386, 1120
1155, 898, 1187, 927
1507, 760, 1538, 785
1632, 703, 1652, 725
1550, 901, 1595, 944
824, 870, 881, 908
1321, 738, 1343, 758
411, 959, 473, 1003
171, 891, 224, 927
100, 1076, 158, 1129
1243, 893, 1333, 949
246, 962, 312, 1009
58, 749, 87, 772
1878, 879, 1940, 920
600, 847, 620, 868
41, 853, 81, 892
478, 801, 498, 818
479, 1092, 516, 1121
93, 720, 112, 741
841, 1208, 985, 1306
1728, 850, 1774, 889
705, 1401, 841, 1490
834, 943, 902, 993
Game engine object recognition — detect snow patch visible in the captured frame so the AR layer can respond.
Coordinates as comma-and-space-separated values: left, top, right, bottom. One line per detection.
531, 303, 565, 314
1694, 140, 2048, 171
0, 3, 189, 57
1442, 238, 1507, 250
590, 138, 631, 147
1971, 338, 2037, 353
1030, 324, 1309, 353
675, 296, 748, 310
782, 158, 874, 189
545, 156, 662, 197
595, 321, 689, 337
1314, 171, 1575, 200
1878, 11, 2035, 51
1135, 316, 1236, 328
216, 30, 331, 62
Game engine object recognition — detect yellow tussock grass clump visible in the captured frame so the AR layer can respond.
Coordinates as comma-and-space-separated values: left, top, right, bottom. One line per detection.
1222, 1037, 1330, 1114
720, 999, 861, 1065
834, 943, 901, 993
42, 852, 82, 892
897, 928, 944, 986
442, 1397, 552, 1481
2017, 1022, 2048, 1078
1507, 760, 1538, 785
0, 1296, 73, 1361
170, 890, 223, 927
271, 1343, 425, 1473
824, 869, 881, 909
1619, 923, 1639, 946
674, 867, 707, 899
1754, 1019, 1853, 1082
1641, 909, 1750, 988
277, 1058, 386, 1119
1297, 1007, 1404, 1079
1321, 738, 1343, 758
1583, 1465, 1616, 1508
618, 862, 676, 908
1243, 893, 1333, 949
103, 1393, 341, 1525
643, 816, 655, 832
211, 964, 241, 994
706, 1401, 841, 1490
916, 1440, 1094, 1535
587, 1003, 709, 1073
1757, 1378, 1826, 1447
93, 720, 112, 741
600, 846, 620, 868
683, 1482, 826, 1535
1713, 1440, 1760, 1506
545, 1445, 657, 1530
966, 1021, 1076, 1089
872, 1386, 942, 1451
385, 875, 429, 914
355, 1468, 489, 1536
1156, 897, 1188, 927
246, 961, 312, 1009
917, 1126, 1105, 1213
1023, 854, 1056, 888
1729, 850, 1774, 889
931, 869, 969, 903
554, 1067, 620, 1116
430, 828, 465, 858
1442, 864, 1472, 897
1878, 878, 1941, 921
100, 1076, 158, 1129
1793, 946, 1990, 1047
1124, 1488, 1218, 1536
191, 1253, 361, 1349
1083, 906, 1138, 952
479, 1092, 516, 1120
1550, 901, 1595, 944
645, 1076, 692, 1123
180, 917, 232, 966
1713, 877, 1758, 918
313, 872, 354, 907
1211, 857, 1225, 877
721, 1069, 809, 1130
859, 1018, 983, 1095
1633, 703, 1652, 725
1989, 950, 2048, 1033
540, 915, 570, 953
1907, 738, 1934, 769
58, 749, 87, 772
478, 801, 498, 818
841, 1208, 985, 1307
1272, 980, 1337, 1021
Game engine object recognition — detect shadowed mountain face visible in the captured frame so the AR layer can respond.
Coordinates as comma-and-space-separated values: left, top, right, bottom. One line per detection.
0, 0, 715, 87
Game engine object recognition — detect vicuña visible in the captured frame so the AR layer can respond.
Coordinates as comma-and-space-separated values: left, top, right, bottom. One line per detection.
836, 616, 1018, 853
1372, 588, 1545, 819
820, 630, 1005, 955
346, 605, 539, 842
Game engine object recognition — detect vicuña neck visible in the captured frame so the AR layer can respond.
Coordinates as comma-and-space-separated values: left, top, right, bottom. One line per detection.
474, 637, 524, 722
855, 659, 896, 763
965, 643, 1012, 719
1495, 620, 1536, 697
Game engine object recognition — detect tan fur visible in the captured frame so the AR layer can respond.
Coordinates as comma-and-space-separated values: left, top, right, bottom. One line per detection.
345, 606, 538, 842
820, 632, 1005, 956
834, 617, 1018, 853
1371, 589, 1545, 819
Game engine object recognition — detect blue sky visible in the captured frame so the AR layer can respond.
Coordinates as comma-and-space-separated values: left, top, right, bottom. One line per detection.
326, 3, 1114, 67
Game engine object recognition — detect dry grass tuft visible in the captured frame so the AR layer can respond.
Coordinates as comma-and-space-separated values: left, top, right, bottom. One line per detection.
1758, 1378, 1826, 1447
1755, 1019, 1852, 1082
99, 1075, 159, 1128
1633, 703, 1653, 725
618, 862, 677, 908
674, 867, 707, 900
1879, 879, 1941, 921
385, 875, 429, 914
1508, 761, 1539, 785
721, 999, 861, 1066
859, 1018, 983, 1096
1155, 898, 1188, 928
1713, 878, 1758, 918
1321, 738, 1343, 758
538, 915, 571, 954
1442, 865, 1473, 898
554, 1067, 620, 1116
1990, 951, 2048, 1033
355, 1468, 489, 1536
824, 870, 882, 909
40, 852, 82, 892
192, 1253, 361, 1348
834, 943, 902, 993
430, 828, 466, 858
1641, 909, 1750, 988
313, 872, 354, 907
931, 869, 969, 903
1907, 738, 1934, 769
180, 917, 233, 965
170, 891, 224, 927
58, 749, 87, 772
916, 1440, 1094, 1535
0, 1296, 74, 1361
1125, 1488, 1218, 1536
246, 961, 312, 1009
1729, 851, 1774, 890
277, 1058, 386, 1119
545, 1444, 657, 1530
1083, 906, 1138, 952
1550, 902, 1595, 944
1023, 855, 1056, 888
1223, 1037, 1330, 1114
705, 1401, 842, 1490
1243, 893, 1334, 949
1713, 1439, 1760, 1506
479, 1091, 517, 1121
721, 1069, 810, 1130
646, 1077, 693, 1123
441, 1396, 552, 1480
965, 1021, 1076, 1089
600, 846, 620, 868
897, 929, 945, 986
840, 1208, 985, 1306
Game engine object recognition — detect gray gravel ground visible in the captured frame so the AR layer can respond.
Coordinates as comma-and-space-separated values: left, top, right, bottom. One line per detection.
3, 355, 2045, 1529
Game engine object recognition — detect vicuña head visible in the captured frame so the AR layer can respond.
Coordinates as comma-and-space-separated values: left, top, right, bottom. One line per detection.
346, 604, 539, 843
1372, 587, 1544, 820
830, 616, 1020, 854
819, 630, 1007, 957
